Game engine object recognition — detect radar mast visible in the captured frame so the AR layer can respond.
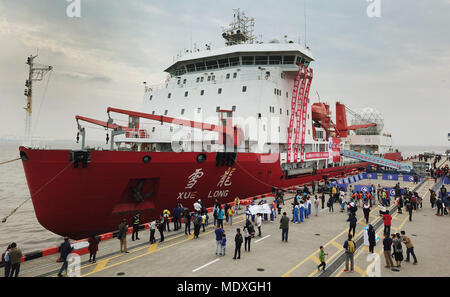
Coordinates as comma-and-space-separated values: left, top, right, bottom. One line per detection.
222, 9, 255, 46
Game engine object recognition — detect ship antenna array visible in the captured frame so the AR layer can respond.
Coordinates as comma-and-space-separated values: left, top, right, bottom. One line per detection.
24, 54, 53, 145
221, 9, 256, 46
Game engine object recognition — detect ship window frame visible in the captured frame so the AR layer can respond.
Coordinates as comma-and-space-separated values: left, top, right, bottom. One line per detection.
229, 57, 240, 66
283, 55, 295, 64
255, 56, 268, 65
181, 109, 185, 115
149, 95, 153, 100
218, 58, 229, 68
233, 73, 237, 79
200, 77, 204, 82
196, 77, 200, 83
164, 110, 168, 116
195, 62, 206, 72
269, 56, 282, 65
200, 90, 205, 96
206, 60, 219, 70
186, 64, 196, 72
226, 73, 230, 79
218, 88, 222, 94
242, 56, 254, 65
242, 86, 247, 92
184, 91, 189, 97
168, 93, 171, 99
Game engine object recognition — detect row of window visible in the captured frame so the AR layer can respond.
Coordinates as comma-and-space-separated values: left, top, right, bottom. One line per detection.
149, 86, 247, 100
171, 55, 311, 76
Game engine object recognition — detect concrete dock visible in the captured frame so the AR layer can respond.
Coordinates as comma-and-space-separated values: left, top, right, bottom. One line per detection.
14, 159, 449, 278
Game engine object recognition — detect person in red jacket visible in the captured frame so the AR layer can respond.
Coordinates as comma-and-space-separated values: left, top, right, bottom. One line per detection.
383, 213, 392, 235
88, 234, 100, 263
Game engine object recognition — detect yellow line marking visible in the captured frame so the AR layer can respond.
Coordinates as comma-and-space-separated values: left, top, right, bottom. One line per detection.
91, 259, 109, 273
146, 243, 158, 254
354, 265, 367, 276
309, 255, 321, 265
330, 240, 343, 250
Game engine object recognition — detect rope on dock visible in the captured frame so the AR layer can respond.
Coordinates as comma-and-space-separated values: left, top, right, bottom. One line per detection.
1, 161, 74, 224
0, 158, 21, 166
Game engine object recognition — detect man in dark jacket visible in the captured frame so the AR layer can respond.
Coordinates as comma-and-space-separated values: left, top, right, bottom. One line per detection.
118, 219, 128, 253
280, 212, 290, 242
233, 228, 243, 259
383, 233, 394, 269
57, 237, 73, 277
8, 243, 22, 277
348, 213, 357, 238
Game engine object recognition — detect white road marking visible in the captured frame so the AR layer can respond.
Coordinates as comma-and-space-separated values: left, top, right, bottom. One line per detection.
255, 235, 271, 243
192, 258, 221, 272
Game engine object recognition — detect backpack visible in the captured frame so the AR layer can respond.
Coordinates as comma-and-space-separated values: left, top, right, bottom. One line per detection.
396, 240, 402, 250
347, 240, 355, 253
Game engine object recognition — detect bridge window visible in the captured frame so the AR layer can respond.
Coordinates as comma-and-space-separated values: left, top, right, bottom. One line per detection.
186, 64, 196, 72
283, 56, 295, 64
195, 62, 206, 71
242, 56, 254, 65
270, 56, 282, 65
229, 57, 240, 66
206, 60, 218, 70
255, 56, 268, 65
218, 59, 229, 68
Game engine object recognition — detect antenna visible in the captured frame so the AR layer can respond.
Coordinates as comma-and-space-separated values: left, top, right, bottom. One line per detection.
24, 54, 52, 145
304, 0, 307, 47
315, 90, 321, 102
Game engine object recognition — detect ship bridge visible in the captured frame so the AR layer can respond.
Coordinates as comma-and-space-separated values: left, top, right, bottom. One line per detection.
165, 43, 315, 77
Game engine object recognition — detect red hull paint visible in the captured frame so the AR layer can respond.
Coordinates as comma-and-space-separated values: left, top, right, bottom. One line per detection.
19, 147, 367, 239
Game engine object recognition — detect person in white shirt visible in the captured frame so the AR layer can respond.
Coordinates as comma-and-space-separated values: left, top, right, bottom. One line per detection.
314, 196, 320, 216
193, 200, 202, 213
149, 220, 156, 244
256, 214, 262, 237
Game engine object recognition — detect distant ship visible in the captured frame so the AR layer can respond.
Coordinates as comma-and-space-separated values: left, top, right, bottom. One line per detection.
19, 10, 398, 239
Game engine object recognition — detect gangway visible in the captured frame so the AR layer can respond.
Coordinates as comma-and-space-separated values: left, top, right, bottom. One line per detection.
341, 149, 412, 172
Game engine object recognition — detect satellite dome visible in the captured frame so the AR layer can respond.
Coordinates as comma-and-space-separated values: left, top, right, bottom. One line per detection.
351, 107, 384, 135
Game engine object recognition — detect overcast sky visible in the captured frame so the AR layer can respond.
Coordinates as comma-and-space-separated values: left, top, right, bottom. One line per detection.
0, 0, 449, 146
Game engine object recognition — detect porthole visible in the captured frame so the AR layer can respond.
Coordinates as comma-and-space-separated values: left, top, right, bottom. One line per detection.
197, 154, 207, 163
142, 155, 151, 163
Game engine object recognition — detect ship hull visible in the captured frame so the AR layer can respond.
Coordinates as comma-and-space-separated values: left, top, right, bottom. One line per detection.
19, 147, 366, 239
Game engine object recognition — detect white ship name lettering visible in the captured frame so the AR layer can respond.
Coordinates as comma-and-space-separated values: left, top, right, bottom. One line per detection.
185, 168, 204, 189
207, 190, 230, 199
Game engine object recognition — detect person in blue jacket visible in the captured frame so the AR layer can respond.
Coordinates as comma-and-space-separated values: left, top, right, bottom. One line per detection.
292, 204, 299, 223
299, 201, 305, 222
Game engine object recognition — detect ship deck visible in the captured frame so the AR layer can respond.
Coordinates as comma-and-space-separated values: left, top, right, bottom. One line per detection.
15, 159, 450, 278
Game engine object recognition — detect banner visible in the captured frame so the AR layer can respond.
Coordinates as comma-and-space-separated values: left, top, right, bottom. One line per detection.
349, 176, 355, 183
249, 204, 272, 215
445, 177, 450, 185
328, 137, 341, 163
366, 173, 377, 180
402, 175, 420, 182
354, 175, 360, 182
344, 177, 350, 184
382, 174, 398, 181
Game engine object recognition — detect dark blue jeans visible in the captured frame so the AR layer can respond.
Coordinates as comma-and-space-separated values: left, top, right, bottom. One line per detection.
282, 229, 289, 242
406, 247, 418, 263
58, 260, 68, 276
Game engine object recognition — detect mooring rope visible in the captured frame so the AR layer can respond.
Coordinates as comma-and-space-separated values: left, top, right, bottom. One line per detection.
0, 158, 21, 166
1, 161, 74, 223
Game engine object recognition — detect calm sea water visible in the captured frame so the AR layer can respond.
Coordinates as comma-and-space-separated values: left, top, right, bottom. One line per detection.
0, 141, 447, 253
